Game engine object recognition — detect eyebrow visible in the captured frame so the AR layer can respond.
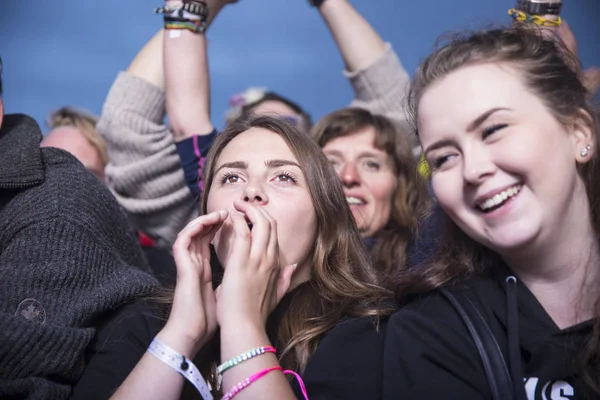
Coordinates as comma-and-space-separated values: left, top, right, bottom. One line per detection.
467, 107, 510, 132
213, 159, 301, 176
423, 107, 510, 158
324, 149, 385, 159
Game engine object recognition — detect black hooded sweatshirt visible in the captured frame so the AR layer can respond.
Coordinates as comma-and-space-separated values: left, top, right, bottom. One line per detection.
382, 263, 597, 400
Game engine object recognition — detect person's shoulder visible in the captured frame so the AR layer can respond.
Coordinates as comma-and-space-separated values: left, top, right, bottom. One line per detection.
97, 299, 167, 344
309, 315, 388, 371
390, 288, 461, 330
302, 315, 389, 400
325, 314, 388, 340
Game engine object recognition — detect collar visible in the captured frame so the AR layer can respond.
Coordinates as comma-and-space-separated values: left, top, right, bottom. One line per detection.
0, 114, 45, 189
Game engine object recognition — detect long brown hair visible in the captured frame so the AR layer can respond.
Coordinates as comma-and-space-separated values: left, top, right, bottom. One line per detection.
311, 107, 430, 275
395, 26, 600, 394
201, 115, 393, 373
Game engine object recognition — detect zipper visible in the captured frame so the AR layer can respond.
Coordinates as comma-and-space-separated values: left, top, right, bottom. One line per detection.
0, 180, 42, 189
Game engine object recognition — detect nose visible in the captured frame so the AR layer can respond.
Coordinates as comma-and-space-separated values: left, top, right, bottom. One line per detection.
241, 180, 268, 205
339, 162, 361, 188
462, 147, 496, 185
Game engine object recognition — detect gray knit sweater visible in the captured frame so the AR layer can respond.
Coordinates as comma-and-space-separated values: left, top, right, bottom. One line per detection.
0, 114, 158, 399
98, 44, 411, 246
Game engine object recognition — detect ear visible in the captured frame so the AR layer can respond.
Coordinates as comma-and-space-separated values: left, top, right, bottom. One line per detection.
571, 108, 595, 164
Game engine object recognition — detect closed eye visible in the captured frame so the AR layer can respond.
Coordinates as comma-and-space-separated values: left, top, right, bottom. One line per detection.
432, 153, 456, 169
482, 123, 508, 139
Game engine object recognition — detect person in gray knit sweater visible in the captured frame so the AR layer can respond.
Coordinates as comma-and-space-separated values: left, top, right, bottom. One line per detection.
0, 58, 158, 398
97, 0, 413, 249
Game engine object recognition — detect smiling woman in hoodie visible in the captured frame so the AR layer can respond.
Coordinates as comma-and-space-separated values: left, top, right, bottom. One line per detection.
382, 25, 600, 400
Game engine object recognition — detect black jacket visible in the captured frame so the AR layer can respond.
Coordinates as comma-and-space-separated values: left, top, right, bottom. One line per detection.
383, 263, 596, 399
0, 114, 158, 399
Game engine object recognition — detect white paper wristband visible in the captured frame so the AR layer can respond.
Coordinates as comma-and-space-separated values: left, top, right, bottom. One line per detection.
147, 338, 214, 400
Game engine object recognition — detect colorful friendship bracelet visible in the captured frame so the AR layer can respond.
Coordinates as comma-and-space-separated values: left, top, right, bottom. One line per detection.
217, 346, 277, 375
165, 20, 205, 33
508, 8, 562, 27
221, 366, 310, 400
221, 366, 282, 400
155, 0, 209, 33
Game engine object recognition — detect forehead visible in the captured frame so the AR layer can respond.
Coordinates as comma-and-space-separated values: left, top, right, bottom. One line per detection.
217, 127, 297, 163
323, 126, 388, 156
418, 63, 535, 142
251, 100, 299, 118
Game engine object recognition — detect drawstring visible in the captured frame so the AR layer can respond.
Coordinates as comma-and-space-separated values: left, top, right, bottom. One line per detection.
506, 276, 527, 400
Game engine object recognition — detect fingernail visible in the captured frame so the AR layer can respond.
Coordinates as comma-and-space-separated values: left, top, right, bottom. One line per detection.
219, 209, 228, 218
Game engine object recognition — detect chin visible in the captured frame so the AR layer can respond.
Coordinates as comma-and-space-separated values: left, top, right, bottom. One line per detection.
475, 223, 540, 256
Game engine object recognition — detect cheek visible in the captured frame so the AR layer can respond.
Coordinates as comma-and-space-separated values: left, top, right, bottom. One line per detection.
432, 174, 463, 214
270, 197, 317, 259
206, 189, 235, 214
369, 174, 397, 205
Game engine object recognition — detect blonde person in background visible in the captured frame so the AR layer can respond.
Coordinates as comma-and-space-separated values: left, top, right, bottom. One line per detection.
41, 107, 108, 182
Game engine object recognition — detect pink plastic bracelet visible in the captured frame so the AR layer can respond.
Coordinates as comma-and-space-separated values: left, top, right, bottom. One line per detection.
222, 366, 309, 400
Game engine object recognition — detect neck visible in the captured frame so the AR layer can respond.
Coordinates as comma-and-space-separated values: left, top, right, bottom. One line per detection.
502, 185, 599, 329
288, 261, 312, 293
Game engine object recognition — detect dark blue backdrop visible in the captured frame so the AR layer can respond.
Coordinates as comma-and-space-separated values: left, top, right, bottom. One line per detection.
1, 0, 598, 131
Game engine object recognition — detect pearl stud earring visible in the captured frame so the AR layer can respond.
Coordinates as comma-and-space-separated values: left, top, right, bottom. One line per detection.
581, 144, 592, 157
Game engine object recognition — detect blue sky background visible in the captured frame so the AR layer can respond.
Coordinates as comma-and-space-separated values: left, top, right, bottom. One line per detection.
1, 0, 598, 132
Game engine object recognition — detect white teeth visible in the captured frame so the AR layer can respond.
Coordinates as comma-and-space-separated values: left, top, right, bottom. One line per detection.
479, 185, 521, 211
346, 197, 365, 205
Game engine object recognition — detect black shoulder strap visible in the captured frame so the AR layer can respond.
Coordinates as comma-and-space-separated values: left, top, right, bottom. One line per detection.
439, 288, 514, 400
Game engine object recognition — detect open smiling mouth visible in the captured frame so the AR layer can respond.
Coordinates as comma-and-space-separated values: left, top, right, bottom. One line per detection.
476, 184, 522, 213
346, 196, 366, 206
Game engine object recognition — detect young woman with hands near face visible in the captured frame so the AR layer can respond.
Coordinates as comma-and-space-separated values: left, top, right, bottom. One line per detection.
73, 115, 393, 400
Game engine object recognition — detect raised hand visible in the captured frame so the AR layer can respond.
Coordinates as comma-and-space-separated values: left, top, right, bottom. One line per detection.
216, 200, 296, 330
159, 209, 228, 357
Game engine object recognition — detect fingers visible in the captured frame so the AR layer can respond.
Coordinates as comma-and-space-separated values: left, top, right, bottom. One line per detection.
232, 200, 279, 267
173, 209, 228, 279
227, 206, 252, 264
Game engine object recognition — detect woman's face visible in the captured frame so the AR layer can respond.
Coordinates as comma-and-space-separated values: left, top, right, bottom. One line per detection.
322, 127, 397, 237
419, 63, 590, 256
206, 128, 318, 270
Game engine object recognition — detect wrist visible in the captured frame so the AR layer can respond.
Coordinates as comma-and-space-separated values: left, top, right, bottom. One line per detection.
220, 316, 265, 337
156, 325, 202, 359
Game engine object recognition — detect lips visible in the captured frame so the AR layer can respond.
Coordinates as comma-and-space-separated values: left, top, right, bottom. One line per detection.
475, 184, 522, 212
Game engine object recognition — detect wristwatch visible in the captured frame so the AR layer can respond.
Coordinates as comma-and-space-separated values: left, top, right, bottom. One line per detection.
515, 0, 562, 15
308, 0, 327, 8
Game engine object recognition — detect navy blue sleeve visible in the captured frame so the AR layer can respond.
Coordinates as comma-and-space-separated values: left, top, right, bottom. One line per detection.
175, 130, 219, 201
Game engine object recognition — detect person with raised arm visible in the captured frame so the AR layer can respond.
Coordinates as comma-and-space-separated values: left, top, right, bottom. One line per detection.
97, 0, 417, 253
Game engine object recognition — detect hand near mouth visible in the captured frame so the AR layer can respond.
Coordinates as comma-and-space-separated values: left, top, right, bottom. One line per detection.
158, 209, 228, 358
216, 200, 296, 330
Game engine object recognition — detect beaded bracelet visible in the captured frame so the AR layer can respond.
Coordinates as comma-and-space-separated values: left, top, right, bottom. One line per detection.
217, 346, 277, 375
508, 8, 562, 27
